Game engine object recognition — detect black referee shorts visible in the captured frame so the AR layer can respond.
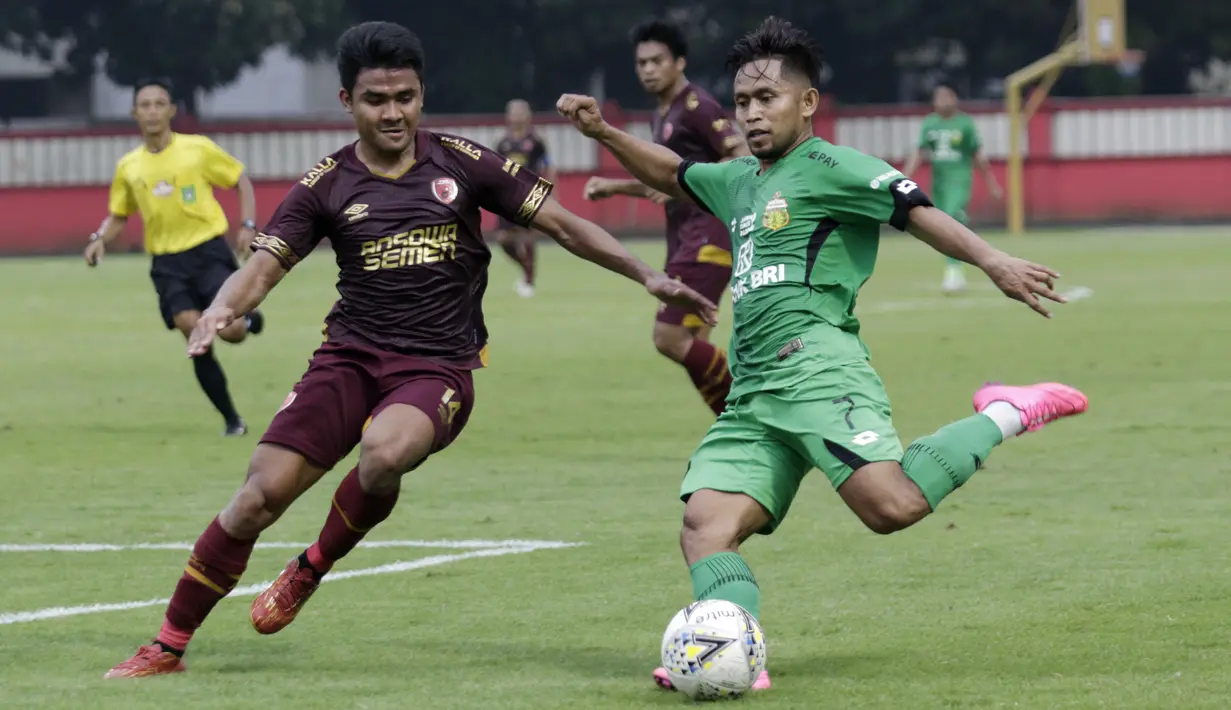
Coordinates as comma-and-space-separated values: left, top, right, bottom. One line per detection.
149, 236, 239, 330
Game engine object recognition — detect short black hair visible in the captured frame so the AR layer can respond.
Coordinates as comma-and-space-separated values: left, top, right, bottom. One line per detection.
336, 21, 425, 93
934, 80, 960, 97
132, 77, 174, 105
725, 16, 824, 87
630, 18, 688, 59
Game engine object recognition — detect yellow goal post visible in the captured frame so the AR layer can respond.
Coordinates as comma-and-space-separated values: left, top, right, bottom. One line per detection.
1005, 0, 1143, 234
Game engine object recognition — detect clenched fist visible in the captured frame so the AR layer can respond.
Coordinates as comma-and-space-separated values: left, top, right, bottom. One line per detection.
556, 94, 608, 139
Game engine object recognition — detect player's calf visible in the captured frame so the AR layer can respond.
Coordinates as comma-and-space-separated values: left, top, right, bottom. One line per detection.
652, 491, 773, 692
104, 446, 328, 677
654, 323, 732, 416
252, 403, 437, 635
837, 382, 1088, 535
679, 490, 771, 619
222, 444, 330, 537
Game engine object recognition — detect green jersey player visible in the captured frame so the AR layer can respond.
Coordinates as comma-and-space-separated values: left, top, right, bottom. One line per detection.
903, 82, 1003, 294
558, 16, 1087, 693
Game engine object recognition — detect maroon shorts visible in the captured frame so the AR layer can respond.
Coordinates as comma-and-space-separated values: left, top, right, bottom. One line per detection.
261, 340, 476, 470
656, 259, 731, 328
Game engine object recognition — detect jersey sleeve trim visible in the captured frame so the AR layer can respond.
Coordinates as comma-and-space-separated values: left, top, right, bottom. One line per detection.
515, 177, 554, 225
251, 234, 300, 269
676, 160, 714, 216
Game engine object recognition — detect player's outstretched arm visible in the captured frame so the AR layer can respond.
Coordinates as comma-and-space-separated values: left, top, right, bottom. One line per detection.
531, 197, 717, 325
583, 177, 671, 205
906, 206, 1064, 318
557, 94, 688, 202
187, 250, 287, 356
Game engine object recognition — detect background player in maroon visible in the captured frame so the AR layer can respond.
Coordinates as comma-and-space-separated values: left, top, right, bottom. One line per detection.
494, 98, 557, 297
584, 19, 748, 415
104, 21, 716, 679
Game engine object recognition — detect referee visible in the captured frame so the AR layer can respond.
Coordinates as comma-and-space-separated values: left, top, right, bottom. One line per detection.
85, 78, 263, 436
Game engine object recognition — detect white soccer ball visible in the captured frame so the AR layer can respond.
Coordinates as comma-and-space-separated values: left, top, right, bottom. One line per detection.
659, 599, 767, 700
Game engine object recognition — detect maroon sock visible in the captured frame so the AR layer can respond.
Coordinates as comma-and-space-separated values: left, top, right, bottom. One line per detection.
682, 338, 733, 416
158, 517, 255, 652
305, 467, 399, 574
519, 240, 536, 285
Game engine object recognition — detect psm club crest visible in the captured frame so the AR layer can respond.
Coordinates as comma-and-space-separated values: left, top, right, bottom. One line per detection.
432, 177, 459, 204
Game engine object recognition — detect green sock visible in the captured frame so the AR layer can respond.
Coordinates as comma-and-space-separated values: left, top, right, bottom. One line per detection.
690, 552, 761, 620
901, 414, 1003, 510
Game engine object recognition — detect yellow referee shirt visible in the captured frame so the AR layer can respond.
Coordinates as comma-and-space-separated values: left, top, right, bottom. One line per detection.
108, 133, 245, 255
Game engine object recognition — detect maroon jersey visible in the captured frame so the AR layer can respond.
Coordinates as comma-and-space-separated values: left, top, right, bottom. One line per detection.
252, 130, 552, 367
651, 85, 743, 264
495, 132, 551, 175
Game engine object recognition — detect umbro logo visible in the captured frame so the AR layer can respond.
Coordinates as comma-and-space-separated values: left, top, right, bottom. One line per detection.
344, 203, 369, 222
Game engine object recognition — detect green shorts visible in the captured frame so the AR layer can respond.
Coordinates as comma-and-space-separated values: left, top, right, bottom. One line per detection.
932, 184, 971, 224
680, 359, 903, 534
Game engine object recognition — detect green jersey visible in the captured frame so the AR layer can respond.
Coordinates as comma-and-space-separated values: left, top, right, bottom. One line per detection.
678, 136, 931, 399
918, 112, 981, 187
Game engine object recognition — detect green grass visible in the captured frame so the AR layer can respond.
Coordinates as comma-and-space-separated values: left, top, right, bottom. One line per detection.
0, 228, 1228, 708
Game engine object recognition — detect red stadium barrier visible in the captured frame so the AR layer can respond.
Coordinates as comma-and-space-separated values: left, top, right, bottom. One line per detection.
1, 95, 1228, 255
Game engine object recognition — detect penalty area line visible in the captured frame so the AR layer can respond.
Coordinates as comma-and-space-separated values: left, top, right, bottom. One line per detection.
0, 542, 581, 626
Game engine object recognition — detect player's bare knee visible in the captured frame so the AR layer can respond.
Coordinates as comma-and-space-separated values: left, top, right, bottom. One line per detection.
355, 445, 409, 495
857, 487, 930, 535
223, 477, 287, 537
679, 492, 764, 561
653, 325, 691, 362
218, 321, 247, 343
680, 513, 742, 560
172, 311, 200, 339
357, 429, 431, 495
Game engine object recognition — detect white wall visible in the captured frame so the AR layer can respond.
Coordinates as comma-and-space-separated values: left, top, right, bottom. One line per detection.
91, 46, 338, 119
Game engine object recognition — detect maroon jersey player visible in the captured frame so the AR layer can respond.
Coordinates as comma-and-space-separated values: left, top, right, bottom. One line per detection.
584, 19, 748, 416
104, 21, 716, 680
493, 99, 557, 298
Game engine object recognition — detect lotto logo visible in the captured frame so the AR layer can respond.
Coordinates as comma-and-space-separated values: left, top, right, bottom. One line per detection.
851, 431, 880, 446
894, 179, 919, 195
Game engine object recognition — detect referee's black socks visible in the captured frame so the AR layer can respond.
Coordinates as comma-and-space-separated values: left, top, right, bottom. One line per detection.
192, 350, 242, 428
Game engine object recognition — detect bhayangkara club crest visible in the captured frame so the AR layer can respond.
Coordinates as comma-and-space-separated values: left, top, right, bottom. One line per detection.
431, 177, 459, 204
762, 192, 790, 230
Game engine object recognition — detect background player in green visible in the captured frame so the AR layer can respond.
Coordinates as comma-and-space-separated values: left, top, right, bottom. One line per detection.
903, 82, 1003, 294
558, 16, 1088, 693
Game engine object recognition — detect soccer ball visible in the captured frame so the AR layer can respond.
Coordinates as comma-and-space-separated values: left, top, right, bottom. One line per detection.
659, 599, 767, 700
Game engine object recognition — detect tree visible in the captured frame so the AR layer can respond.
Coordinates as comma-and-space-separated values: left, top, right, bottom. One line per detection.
3, 0, 342, 115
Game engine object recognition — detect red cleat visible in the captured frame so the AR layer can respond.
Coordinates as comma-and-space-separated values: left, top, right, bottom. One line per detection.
250, 557, 320, 635
103, 644, 186, 679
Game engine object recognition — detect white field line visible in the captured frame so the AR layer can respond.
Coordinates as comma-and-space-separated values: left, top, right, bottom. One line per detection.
0, 541, 581, 626
0, 539, 578, 553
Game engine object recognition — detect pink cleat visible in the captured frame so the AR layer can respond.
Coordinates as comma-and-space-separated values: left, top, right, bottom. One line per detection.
652, 667, 772, 692
973, 382, 1088, 433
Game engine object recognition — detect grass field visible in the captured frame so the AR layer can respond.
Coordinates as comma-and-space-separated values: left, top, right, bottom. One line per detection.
0, 228, 1228, 709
